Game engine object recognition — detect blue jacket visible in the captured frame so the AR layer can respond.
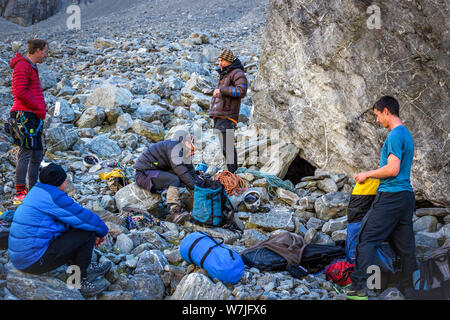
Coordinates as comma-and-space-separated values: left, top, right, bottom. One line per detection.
8, 183, 109, 270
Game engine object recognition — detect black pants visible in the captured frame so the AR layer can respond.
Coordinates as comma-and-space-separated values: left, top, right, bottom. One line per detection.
350, 191, 417, 290
10, 111, 44, 189
214, 118, 237, 173
22, 228, 96, 279
151, 171, 180, 190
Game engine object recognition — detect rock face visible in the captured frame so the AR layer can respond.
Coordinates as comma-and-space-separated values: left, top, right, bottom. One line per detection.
1, 0, 62, 26
252, 0, 449, 206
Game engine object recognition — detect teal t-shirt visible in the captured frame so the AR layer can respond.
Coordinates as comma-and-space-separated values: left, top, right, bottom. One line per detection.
378, 125, 414, 192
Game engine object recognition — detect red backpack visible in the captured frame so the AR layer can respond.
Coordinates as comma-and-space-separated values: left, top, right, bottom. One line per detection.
324, 261, 355, 287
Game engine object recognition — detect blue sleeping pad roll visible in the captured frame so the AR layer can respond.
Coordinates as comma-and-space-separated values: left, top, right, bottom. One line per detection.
179, 231, 244, 284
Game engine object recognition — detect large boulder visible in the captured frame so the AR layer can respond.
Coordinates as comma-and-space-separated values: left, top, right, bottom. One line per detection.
170, 273, 232, 300
86, 85, 133, 111
132, 119, 165, 142
6, 268, 84, 300
251, 0, 449, 206
76, 106, 106, 128
46, 125, 79, 153
114, 182, 162, 212
85, 134, 122, 158
124, 273, 165, 300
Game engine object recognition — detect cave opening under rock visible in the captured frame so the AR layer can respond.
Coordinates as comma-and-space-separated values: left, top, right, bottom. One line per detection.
283, 155, 316, 185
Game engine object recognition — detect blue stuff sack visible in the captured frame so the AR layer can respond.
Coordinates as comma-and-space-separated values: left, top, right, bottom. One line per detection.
373, 242, 398, 274
345, 222, 362, 264
179, 231, 244, 284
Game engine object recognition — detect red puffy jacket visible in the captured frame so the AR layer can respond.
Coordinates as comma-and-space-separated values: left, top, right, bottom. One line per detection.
10, 53, 46, 120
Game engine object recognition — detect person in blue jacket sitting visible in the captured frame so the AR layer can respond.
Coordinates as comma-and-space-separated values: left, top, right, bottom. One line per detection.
8, 163, 111, 297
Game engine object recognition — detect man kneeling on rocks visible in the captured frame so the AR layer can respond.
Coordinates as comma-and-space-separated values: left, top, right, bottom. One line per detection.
134, 130, 197, 224
8, 163, 111, 298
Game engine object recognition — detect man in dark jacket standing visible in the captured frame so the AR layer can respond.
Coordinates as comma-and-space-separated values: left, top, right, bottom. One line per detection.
133, 130, 197, 224
209, 49, 248, 173
8, 163, 111, 297
9, 39, 48, 205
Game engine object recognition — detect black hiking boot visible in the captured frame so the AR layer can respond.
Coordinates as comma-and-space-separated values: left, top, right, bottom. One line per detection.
79, 278, 108, 298
86, 261, 112, 282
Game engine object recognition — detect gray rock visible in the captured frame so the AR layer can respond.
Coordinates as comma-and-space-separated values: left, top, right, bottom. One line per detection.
114, 234, 134, 254
331, 230, 347, 242
304, 228, 317, 244
134, 250, 168, 275
86, 134, 122, 157
116, 113, 134, 132
125, 273, 165, 300
174, 107, 194, 120
415, 208, 450, 218
132, 119, 165, 142
306, 217, 324, 230
6, 268, 84, 300
86, 85, 133, 111
202, 46, 221, 63
38, 63, 57, 90
135, 104, 171, 124
441, 224, 450, 241
415, 232, 440, 260
170, 273, 232, 300
100, 195, 116, 212
243, 229, 269, 247
378, 288, 405, 300
76, 106, 106, 128
276, 188, 299, 206
317, 178, 339, 194
413, 216, 439, 233
191, 225, 241, 245
297, 196, 316, 211
248, 206, 295, 232
114, 182, 162, 212
314, 192, 350, 221
239, 104, 251, 123
139, 229, 171, 251
54, 100, 75, 123
180, 87, 211, 109
94, 38, 118, 49
314, 232, 334, 245
322, 216, 348, 235
98, 290, 134, 300
46, 126, 79, 153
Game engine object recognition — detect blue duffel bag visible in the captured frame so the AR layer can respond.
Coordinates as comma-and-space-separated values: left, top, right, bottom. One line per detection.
179, 231, 244, 284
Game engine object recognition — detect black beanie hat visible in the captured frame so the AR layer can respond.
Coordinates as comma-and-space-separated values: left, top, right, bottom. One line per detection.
39, 163, 67, 187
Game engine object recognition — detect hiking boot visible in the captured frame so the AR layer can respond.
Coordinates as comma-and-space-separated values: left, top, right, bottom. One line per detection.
86, 261, 112, 282
344, 283, 369, 300
79, 278, 108, 297
13, 189, 28, 205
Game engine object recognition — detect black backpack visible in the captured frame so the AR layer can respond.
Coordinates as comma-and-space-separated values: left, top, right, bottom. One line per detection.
405, 246, 450, 300
241, 247, 288, 271
300, 244, 346, 272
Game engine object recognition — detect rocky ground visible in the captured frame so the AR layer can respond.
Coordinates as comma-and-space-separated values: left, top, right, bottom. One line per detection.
0, 0, 448, 300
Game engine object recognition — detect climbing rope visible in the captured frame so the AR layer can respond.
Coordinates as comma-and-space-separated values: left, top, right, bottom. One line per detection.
234, 168, 295, 197
213, 170, 247, 196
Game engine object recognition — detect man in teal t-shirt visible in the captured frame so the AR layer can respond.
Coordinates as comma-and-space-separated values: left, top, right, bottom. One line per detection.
346, 96, 417, 299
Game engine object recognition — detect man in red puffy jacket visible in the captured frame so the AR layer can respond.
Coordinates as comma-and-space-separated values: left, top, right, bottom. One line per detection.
9, 39, 48, 205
